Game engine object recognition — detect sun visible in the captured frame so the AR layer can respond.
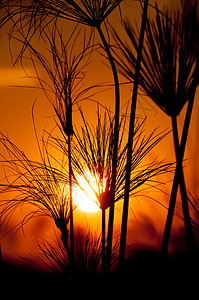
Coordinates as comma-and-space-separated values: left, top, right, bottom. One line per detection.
73, 173, 100, 213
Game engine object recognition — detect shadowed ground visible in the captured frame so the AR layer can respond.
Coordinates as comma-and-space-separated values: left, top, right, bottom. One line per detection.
1, 250, 198, 288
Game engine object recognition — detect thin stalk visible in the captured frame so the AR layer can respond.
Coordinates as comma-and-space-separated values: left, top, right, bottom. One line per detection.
101, 208, 106, 273
68, 134, 75, 271
161, 125, 179, 255
161, 116, 185, 255
63, 80, 75, 272
97, 25, 120, 272
161, 95, 195, 255
178, 97, 196, 254
118, 0, 149, 271
60, 227, 71, 261
174, 109, 195, 253
54, 216, 72, 264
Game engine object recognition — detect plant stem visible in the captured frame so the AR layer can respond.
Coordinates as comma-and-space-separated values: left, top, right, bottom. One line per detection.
178, 98, 196, 253
54, 218, 71, 265
118, 0, 149, 271
161, 96, 195, 255
101, 208, 106, 273
68, 134, 75, 271
60, 226, 71, 260
97, 25, 120, 272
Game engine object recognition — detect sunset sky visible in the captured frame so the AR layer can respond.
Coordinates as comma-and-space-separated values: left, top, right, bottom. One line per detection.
0, 0, 199, 268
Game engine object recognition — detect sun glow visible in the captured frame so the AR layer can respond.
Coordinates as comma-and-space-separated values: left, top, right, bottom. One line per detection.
73, 173, 100, 213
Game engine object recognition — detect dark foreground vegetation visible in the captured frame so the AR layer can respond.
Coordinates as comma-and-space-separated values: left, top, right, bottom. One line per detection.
0, 0, 199, 282
1, 250, 199, 287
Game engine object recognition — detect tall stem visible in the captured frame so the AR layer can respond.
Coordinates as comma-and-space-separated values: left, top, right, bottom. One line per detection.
60, 227, 71, 260
178, 97, 196, 253
97, 25, 120, 272
101, 208, 106, 273
54, 219, 71, 265
161, 96, 195, 255
118, 0, 149, 271
68, 135, 75, 271
161, 116, 183, 255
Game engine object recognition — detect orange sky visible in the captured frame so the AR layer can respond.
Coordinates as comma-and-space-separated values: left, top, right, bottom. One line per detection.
0, 0, 199, 268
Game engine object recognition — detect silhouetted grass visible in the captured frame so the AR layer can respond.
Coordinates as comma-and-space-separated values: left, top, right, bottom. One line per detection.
16, 23, 101, 269
118, 0, 149, 269
0, 1, 123, 270
0, 0, 191, 275
112, 1, 199, 255
71, 108, 172, 207
48, 106, 174, 271
0, 0, 122, 265
0, 132, 73, 259
34, 228, 119, 278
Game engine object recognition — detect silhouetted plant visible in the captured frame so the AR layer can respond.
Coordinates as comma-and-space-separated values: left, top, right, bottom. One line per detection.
74, 230, 103, 275
113, 1, 199, 255
48, 106, 174, 271
0, 0, 124, 271
0, 132, 75, 264
117, 0, 149, 270
35, 228, 119, 277
36, 230, 100, 276
12, 24, 101, 271
36, 232, 71, 274
0, 0, 193, 277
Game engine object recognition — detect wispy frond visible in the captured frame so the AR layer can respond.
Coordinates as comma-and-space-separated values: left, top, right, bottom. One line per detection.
35, 228, 118, 275
112, 2, 199, 116
0, 132, 72, 236
48, 107, 173, 210
0, 0, 123, 28
15, 24, 98, 137
0, 0, 123, 62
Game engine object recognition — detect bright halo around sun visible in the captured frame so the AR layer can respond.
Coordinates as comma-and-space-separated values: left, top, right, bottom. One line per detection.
73, 173, 100, 213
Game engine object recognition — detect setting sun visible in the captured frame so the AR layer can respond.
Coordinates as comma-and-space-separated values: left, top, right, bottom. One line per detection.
73, 173, 100, 213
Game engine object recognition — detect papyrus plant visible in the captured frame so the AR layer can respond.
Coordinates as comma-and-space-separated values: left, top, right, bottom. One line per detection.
0, 132, 74, 264
0, 0, 124, 270
49, 107, 174, 271
112, 1, 199, 254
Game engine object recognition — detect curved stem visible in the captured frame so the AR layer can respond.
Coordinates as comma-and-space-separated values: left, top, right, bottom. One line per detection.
161, 116, 181, 255
161, 96, 195, 255
177, 96, 196, 253
55, 219, 71, 266
97, 25, 120, 272
68, 135, 75, 271
118, 0, 149, 271
101, 208, 106, 273
61, 227, 71, 259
